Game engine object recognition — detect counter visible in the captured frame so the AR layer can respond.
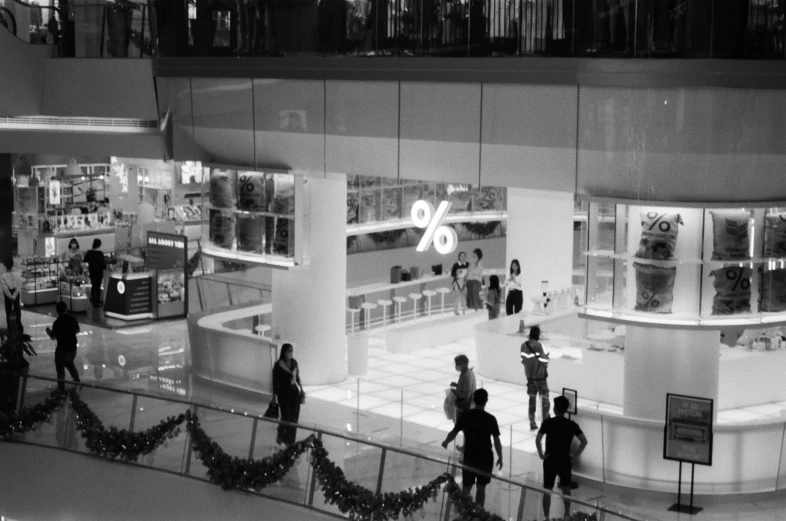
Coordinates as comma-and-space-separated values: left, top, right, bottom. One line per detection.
103, 272, 154, 321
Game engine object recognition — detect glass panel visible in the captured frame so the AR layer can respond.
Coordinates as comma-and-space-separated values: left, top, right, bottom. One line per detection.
133, 395, 190, 473
186, 407, 254, 481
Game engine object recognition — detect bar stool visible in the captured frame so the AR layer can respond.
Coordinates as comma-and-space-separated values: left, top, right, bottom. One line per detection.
377, 299, 393, 328
392, 296, 408, 323
436, 287, 451, 314
347, 307, 360, 332
254, 324, 271, 337
408, 292, 422, 321
422, 289, 437, 317
360, 302, 378, 330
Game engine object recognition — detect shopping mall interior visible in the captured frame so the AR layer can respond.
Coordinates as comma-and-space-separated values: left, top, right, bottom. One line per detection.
3, 2, 786, 521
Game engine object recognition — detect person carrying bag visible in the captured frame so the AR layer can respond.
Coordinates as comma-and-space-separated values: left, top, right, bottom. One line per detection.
271, 343, 305, 446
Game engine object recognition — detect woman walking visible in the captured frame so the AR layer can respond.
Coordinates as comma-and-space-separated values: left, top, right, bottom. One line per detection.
466, 248, 485, 311
485, 275, 502, 320
451, 251, 469, 315
505, 259, 523, 315
272, 343, 305, 446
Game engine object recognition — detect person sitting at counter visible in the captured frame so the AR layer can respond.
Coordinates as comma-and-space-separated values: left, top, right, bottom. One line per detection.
466, 248, 485, 311
450, 354, 476, 422
272, 343, 305, 446
521, 326, 550, 430
62, 238, 83, 273
505, 259, 523, 315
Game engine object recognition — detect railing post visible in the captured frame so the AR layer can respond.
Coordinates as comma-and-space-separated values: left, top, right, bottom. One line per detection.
375, 448, 387, 494
248, 418, 258, 460
515, 486, 527, 521
184, 405, 198, 474
129, 394, 138, 432
307, 431, 322, 507
597, 500, 606, 521
15, 374, 28, 414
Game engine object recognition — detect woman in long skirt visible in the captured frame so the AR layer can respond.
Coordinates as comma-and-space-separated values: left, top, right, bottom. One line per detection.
272, 343, 305, 445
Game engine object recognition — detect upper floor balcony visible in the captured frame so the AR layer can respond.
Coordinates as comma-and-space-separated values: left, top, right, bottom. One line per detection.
2, 0, 786, 60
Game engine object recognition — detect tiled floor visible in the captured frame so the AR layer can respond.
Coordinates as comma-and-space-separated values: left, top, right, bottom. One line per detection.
11, 308, 786, 521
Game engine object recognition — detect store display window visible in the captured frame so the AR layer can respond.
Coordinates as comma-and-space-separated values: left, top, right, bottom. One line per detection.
577, 198, 786, 327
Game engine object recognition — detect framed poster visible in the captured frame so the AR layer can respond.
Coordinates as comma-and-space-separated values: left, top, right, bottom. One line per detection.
663, 394, 713, 466
147, 232, 188, 318
562, 388, 578, 415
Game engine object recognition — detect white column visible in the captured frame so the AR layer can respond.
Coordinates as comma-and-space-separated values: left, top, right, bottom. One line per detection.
271, 175, 347, 385
505, 188, 574, 308
623, 325, 720, 421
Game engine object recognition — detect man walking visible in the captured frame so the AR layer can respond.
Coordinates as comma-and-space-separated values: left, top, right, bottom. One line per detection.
536, 396, 588, 519
442, 389, 503, 507
46, 302, 81, 391
521, 325, 550, 430
83, 239, 107, 307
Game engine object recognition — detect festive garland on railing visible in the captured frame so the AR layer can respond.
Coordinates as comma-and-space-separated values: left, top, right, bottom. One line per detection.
185, 411, 313, 491
0, 389, 67, 439
444, 480, 505, 521
69, 390, 185, 462
310, 437, 450, 521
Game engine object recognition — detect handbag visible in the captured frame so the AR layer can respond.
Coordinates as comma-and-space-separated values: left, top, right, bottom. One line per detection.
264, 401, 279, 419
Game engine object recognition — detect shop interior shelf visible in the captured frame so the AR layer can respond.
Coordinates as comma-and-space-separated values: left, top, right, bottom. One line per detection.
584, 249, 786, 267
580, 306, 786, 329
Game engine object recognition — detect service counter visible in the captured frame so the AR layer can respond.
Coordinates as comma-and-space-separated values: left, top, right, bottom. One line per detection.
187, 303, 275, 395
103, 272, 154, 321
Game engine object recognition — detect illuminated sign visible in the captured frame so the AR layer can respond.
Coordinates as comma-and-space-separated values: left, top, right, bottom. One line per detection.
411, 200, 458, 255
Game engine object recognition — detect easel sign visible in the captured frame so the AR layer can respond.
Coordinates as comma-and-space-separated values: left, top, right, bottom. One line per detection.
663, 393, 713, 515
562, 388, 578, 418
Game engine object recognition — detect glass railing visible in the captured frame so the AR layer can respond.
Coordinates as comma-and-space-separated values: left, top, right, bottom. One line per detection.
6, 374, 654, 521
147, 0, 786, 60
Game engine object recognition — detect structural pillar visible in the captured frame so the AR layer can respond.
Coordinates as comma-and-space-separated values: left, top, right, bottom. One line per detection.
271, 175, 347, 385
0, 155, 14, 259
505, 188, 573, 308
623, 325, 720, 421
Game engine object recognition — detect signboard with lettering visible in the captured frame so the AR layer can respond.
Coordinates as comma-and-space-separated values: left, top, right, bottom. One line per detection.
146, 231, 188, 319
663, 394, 713, 466
104, 276, 153, 320
147, 232, 187, 270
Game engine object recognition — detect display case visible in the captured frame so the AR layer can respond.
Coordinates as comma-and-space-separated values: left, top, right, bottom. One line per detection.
59, 269, 91, 313
19, 257, 60, 306
200, 166, 309, 268
578, 197, 786, 328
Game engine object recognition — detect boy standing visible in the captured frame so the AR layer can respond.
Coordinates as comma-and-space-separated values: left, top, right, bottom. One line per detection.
46, 302, 81, 390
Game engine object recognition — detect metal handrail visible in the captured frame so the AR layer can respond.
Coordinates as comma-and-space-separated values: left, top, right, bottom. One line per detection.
11, 372, 653, 521
0, 116, 157, 129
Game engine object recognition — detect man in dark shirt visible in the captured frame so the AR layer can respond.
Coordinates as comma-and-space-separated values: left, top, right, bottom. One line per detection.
536, 396, 588, 519
46, 302, 81, 391
441, 389, 503, 507
83, 239, 107, 307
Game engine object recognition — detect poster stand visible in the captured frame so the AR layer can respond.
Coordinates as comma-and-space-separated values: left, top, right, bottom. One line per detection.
668, 461, 702, 515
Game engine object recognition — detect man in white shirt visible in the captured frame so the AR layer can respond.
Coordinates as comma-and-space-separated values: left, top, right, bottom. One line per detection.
1, 258, 23, 331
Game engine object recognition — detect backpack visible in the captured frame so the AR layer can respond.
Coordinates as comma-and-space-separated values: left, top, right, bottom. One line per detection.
521, 340, 548, 380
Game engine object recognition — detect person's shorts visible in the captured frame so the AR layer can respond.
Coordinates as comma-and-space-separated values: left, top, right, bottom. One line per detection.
543, 454, 572, 490
462, 461, 493, 488
527, 378, 549, 397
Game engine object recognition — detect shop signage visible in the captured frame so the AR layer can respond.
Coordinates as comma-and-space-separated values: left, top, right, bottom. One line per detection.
663, 393, 713, 466
411, 200, 458, 255
147, 232, 187, 270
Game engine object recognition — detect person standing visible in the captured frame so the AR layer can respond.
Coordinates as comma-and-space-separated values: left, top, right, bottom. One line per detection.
450, 354, 476, 421
451, 251, 469, 315
521, 325, 550, 430
45, 301, 81, 391
83, 239, 107, 307
466, 248, 485, 311
272, 343, 305, 446
505, 259, 523, 315
62, 238, 83, 273
536, 396, 588, 519
485, 275, 501, 320
1, 258, 23, 330
441, 389, 503, 507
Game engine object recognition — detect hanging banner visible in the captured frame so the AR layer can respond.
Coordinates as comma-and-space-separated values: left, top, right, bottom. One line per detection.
49, 180, 61, 205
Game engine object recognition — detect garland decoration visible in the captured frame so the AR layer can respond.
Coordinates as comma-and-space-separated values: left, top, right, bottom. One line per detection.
70, 390, 185, 462
368, 229, 407, 246
444, 480, 505, 521
310, 437, 449, 521
461, 221, 500, 238
185, 411, 313, 491
0, 389, 67, 439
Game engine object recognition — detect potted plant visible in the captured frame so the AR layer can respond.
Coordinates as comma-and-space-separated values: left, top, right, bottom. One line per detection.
0, 323, 37, 414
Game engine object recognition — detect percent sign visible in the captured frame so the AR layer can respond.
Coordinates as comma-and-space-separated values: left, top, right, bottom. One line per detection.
411, 200, 458, 255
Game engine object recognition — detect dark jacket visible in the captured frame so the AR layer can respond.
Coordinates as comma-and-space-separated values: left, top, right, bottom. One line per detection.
521, 340, 549, 380
273, 358, 302, 399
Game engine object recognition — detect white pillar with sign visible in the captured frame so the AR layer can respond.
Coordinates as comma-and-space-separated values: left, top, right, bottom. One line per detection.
271, 175, 347, 385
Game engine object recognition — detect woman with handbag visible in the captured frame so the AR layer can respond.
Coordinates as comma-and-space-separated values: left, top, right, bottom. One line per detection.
466, 248, 485, 311
271, 343, 305, 446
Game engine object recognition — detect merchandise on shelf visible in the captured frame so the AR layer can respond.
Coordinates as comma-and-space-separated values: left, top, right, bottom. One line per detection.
763, 212, 786, 258
710, 210, 752, 260
635, 211, 683, 261
759, 267, 786, 313
633, 262, 677, 314
209, 209, 236, 249
237, 171, 270, 212
157, 271, 185, 304
209, 169, 238, 209
173, 205, 202, 222
710, 266, 753, 315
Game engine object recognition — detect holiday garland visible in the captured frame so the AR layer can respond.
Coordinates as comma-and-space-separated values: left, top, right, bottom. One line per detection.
69, 390, 185, 462
0, 389, 67, 439
0, 390, 600, 521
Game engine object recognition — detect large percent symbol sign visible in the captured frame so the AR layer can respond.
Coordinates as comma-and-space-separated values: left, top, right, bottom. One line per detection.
411, 200, 458, 255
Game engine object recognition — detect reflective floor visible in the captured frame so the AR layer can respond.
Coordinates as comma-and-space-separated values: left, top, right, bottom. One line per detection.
10, 308, 786, 521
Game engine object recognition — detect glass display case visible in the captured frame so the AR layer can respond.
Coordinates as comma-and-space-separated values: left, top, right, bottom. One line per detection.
20, 257, 60, 306
578, 197, 786, 328
200, 166, 308, 268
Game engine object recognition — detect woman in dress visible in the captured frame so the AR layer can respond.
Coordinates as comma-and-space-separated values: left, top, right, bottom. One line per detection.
505, 258, 523, 315
272, 343, 305, 446
451, 251, 469, 315
485, 275, 502, 320
466, 248, 485, 311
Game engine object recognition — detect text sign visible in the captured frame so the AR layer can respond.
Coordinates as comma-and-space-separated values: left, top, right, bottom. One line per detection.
663, 394, 713, 466
147, 232, 187, 270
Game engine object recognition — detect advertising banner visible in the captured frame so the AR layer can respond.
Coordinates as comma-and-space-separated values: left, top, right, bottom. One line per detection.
663, 394, 713, 466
